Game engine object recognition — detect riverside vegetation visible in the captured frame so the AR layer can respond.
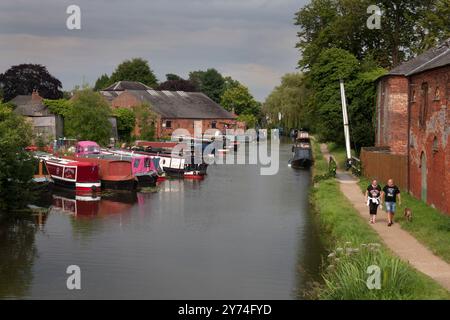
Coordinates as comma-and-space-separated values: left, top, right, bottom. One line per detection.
309, 140, 450, 299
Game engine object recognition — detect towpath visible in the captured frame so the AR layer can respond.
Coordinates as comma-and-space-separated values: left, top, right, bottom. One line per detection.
320, 143, 450, 291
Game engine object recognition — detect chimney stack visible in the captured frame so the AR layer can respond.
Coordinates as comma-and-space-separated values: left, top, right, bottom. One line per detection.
31, 89, 42, 102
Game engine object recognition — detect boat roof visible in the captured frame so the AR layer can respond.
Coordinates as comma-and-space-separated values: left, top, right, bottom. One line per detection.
46, 157, 97, 167
77, 141, 100, 147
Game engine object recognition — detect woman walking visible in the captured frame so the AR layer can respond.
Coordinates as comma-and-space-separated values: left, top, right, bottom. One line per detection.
365, 179, 382, 224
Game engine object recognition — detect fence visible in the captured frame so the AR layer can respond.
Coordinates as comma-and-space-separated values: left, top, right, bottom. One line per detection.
360, 147, 408, 189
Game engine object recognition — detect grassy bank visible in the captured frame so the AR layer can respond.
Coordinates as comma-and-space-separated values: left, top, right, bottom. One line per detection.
358, 177, 450, 264
310, 140, 449, 299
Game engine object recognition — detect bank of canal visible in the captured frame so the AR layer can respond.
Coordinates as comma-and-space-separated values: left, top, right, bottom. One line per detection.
0, 140, 325, 299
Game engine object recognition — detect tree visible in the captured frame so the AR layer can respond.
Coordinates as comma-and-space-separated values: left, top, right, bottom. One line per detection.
165, 73, 182, 81
43, 99, 72, 117
307, 48, 360, 144
157, 79, 198, 92
0, 64, 63, 101
64, 89, 112, 145
189, 69, 225, 103
94, 74, 112, 91
262, 73, 309, 130
237, 114, 257, 129
294, 0, 444, 69
220, 84, 260, 116
114, 108, 136, 142
109, 58, 158, 87
0, 104, 35, 212
133, 104, 157, 141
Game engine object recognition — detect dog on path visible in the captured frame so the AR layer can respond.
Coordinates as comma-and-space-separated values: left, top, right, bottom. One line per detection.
404, 208, 413, 222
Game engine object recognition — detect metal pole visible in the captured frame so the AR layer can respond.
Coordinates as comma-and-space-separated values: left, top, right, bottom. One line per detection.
340, 80, 352, 161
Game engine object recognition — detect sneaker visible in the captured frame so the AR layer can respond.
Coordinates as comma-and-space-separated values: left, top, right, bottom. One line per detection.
388, 222, 393, 227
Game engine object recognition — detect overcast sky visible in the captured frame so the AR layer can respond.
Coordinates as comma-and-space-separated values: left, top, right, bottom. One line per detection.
0, 0, 306, 101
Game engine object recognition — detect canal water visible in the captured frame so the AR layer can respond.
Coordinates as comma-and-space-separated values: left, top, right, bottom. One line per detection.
0, 140, 324, 299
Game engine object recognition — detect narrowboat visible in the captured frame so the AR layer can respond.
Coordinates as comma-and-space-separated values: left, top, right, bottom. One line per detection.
289, 131, 313, 169
74, 141, 158, 187
40, 155, 101, 192
132, 141, 208, 179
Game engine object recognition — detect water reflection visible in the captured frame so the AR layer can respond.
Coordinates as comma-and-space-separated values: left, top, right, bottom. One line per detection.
0, 214, 40, 298
0, 140, 324, 299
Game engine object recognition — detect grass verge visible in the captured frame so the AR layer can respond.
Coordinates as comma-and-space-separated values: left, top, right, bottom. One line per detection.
310, 140, 449, 299
358, 177, 450, 264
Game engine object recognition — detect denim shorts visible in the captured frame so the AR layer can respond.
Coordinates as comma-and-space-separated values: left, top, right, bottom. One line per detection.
385, 202, 396, 213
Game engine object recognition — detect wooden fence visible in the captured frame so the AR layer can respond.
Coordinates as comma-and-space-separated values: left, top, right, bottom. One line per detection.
360, 147, 408, 189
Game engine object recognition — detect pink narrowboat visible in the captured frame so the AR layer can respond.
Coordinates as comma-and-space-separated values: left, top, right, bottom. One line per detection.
43, 156, 101, 192
75, 141, 159, 187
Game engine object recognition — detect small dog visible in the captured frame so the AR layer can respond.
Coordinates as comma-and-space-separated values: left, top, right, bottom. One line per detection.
404, 208, 413, 222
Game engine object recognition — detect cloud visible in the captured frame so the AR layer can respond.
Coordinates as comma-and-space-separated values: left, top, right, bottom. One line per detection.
0, 0, 306, 100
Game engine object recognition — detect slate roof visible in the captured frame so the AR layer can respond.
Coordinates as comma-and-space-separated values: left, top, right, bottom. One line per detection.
101, 81, 236, 119
387, 38, 450, 77
10, 95, 51, 117
102, 81, 153, 91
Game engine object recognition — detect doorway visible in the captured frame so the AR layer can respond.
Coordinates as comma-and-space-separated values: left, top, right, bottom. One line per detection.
421, 152, 427, 202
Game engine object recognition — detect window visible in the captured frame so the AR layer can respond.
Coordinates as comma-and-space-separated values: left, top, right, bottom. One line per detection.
134, 159, 140, 168
434, 87, 440, 101
211, 121, 217, 129
165, 120, 172, 128
433, 137, 439, 154
419, 82, 429, 128
411, 90, 416, 102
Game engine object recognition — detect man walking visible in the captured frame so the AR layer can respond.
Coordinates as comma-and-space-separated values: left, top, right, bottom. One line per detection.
382, 179, 401, 227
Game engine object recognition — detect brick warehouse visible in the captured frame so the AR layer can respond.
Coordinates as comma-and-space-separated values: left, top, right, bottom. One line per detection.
100, 81, 243, 139
362, 39, 450, 214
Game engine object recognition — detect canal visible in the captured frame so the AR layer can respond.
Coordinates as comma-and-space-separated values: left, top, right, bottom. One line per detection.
0, 140, 324, 299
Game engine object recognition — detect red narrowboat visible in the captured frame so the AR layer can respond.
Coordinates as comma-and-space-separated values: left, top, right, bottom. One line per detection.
44, 157, 101, 192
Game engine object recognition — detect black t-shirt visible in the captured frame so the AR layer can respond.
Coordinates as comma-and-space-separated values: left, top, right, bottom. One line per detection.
367, 185, 381, 198
383, 185, 400, 202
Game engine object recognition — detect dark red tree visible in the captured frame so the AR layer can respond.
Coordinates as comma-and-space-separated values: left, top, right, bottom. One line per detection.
0, 64, 63, 101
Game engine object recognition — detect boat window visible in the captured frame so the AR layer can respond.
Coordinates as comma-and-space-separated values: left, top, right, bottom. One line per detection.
145, 158, 151, 167
134, 159, 140, 168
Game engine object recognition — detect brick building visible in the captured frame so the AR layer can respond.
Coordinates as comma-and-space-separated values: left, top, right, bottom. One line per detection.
363, 39, 450, 214
100, 81, 241, 138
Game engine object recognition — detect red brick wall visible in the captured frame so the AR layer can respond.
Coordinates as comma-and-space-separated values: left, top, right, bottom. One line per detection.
375, 76, 409, 155
408, 66, 450, 214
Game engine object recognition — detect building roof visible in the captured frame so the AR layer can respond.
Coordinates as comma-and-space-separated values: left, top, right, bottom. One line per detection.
126, 89, 236, 119
102, 82, 236, 119
9, 94, 52, 117
387, 38, 450, 77
102, 81, 153, 91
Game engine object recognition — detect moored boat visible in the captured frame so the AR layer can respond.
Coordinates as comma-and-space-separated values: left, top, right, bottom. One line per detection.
41, 156, 101, 192
290, 131, 313, 169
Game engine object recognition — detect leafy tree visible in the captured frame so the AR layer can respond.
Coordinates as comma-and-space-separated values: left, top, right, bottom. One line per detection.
157, 79, 198, 92
110, 58, 158, 87
237, 114, 257, 129
0, 103, 35, 213
0, 64, 63, 101
133, 104, 157, 141
307, 48, 360, 144
189, 69, 225, 103
263, 73, 309, 130
114, 108, 136, 142
94, 74, 112, 91
220, 84, 260, 116
223, 76, 241, 91
165, 73, 182, 81
295, 0, 445, 69
43, 99, 72, 117
64, 89, 112, 145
